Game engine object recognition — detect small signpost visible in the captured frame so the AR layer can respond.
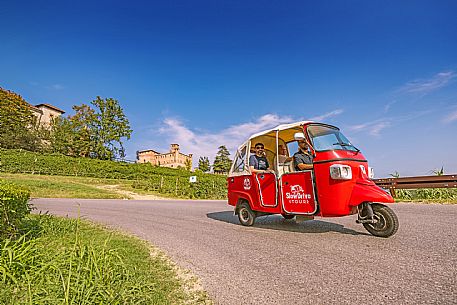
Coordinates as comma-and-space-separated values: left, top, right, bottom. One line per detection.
189, 176, 197, 183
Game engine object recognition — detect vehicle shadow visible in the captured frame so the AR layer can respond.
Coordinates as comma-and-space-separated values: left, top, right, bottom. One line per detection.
206, 211, 368, 236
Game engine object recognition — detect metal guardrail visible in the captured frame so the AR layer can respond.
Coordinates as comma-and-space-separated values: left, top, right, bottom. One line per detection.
373, 174, 457, 197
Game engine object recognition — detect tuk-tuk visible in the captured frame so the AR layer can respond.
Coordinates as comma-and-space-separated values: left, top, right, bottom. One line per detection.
227, 121, 399, 237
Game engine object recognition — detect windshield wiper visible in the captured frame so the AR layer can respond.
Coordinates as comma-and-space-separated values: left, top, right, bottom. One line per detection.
333, 142, 360, 154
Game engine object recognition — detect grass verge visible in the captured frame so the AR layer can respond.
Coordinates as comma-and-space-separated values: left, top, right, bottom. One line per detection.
0, 214, 211, 304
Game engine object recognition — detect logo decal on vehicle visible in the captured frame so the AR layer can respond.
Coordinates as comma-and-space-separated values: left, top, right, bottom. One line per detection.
243, 177, 251, 190
286, 184, 311, 204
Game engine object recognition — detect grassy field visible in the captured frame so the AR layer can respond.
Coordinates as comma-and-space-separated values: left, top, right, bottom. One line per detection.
0, 149, 227, 199
0, 173, 165, 199
0, 214, 211, 304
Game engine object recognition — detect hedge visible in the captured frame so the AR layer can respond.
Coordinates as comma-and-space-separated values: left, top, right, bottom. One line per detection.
0, 180, 31, 239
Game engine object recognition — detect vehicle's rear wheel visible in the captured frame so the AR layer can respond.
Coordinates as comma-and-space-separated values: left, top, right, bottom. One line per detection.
363, 204, 399, 238
282, 214, 295, 220
238, 202, 256, 226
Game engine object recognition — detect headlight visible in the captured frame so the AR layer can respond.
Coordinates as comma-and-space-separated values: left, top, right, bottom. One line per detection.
330, 164, 352, 180
368, 167, 374, 179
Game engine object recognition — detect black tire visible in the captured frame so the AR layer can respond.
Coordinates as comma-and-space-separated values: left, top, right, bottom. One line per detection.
363, 204, 399, 238
282, 214, 295, 220
237, 202, 256, 226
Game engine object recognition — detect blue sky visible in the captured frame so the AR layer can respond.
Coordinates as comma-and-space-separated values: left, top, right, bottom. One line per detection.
1, 0, 456, 177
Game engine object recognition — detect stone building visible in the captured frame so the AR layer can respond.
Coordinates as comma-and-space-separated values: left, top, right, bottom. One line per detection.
0, 87, 65, 127
137, 144, 193, 169
30, 103, 65, 127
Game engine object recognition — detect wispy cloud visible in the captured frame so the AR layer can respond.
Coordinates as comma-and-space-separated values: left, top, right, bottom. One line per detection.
397, 71, 455, 96
52, 84, 64, 90
369, 121, 391, 136
348, 120, 391, 136
309, 109, 343, 121
348, 110, 432, 137
150, 110, 343, 166
442, 109, 457, 123
45, 84, 65, 90
384, 100, 396, 113
157, 114, 292, 164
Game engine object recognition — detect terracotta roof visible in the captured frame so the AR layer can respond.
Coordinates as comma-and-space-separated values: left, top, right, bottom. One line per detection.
29, 104, 43, 114
137, 149, 160, 154
35, 103, 65, 113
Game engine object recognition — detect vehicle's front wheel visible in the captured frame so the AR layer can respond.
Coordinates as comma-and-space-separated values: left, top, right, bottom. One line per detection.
363, 203, 399, 238
282, 214, 295, 220
238, 202, 256, 226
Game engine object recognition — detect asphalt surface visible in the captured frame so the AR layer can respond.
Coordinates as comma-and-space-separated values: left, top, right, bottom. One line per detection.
32, 199, 456, 305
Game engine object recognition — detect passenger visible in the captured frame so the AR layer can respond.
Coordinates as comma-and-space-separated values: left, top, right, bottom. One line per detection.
278, 144, 292, 163
293, 133, 314, 171
249, 142, 273, 174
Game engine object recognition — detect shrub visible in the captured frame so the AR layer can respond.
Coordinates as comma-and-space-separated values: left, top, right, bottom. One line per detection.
0, 180, 31, 239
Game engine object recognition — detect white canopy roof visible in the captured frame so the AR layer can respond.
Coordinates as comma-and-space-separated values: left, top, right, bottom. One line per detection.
248, 120, 314, 140
234, 121, 315, 153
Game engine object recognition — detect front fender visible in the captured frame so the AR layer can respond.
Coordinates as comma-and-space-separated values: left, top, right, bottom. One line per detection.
349, 182, 394, 206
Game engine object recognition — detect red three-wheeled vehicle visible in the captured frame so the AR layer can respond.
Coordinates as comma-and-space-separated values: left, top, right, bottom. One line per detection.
227, 121, 399, 237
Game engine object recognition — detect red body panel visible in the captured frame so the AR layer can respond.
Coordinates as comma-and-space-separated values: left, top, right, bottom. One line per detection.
280, 171, 316, 214
313, 150, 393, 216
255, 173, 277, 207
228, 174, 281, 214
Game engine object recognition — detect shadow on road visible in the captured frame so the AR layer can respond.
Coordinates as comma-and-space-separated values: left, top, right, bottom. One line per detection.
207, 211, 368, 236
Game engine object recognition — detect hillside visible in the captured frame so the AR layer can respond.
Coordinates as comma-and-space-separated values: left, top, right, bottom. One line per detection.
0, 149, 227, 199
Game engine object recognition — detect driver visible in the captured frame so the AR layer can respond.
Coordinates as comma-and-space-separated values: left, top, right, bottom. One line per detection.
249, 142, 273, 174
293, 133, 314, 171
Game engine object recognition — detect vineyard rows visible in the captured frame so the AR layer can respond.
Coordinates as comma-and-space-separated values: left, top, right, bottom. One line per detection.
0, 149, 227, 199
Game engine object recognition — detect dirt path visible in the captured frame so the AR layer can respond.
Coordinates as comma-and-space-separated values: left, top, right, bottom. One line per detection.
97, 185, 168, 200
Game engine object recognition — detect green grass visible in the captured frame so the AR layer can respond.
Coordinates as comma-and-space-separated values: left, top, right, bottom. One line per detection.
0, 173, 164, 199
0, 172, 227, 200
0, 148, 228, 200
0, 173, 126, 199
394, 188, 457, 204
0, 215, 211, 304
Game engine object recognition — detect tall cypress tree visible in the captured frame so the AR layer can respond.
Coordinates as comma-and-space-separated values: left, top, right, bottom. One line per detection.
212, 146, 231, 174
198, 156, 210, 172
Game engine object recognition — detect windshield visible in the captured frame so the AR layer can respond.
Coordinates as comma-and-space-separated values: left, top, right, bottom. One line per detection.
307, 125, 359, 152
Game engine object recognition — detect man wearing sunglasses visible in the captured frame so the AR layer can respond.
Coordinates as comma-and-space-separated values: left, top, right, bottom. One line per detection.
249, 143, 273, 174
293, 132, 314, 172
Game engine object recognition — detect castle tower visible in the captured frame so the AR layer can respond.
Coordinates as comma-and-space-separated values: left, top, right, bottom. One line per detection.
170, 144, 180, 153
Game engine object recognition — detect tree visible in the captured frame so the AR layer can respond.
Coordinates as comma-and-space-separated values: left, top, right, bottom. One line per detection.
48, 104, 96, 157
213, 146, 232, 174
389, 171, 400, 178
198, 156, 210, 172
69, 104, 97, 157
48, 117, 87, 157
0, 87, 40, 150
184, 158, 192, 171
48, 97, 132, 160
91, 97, 132, 160
432, 166, 444, 176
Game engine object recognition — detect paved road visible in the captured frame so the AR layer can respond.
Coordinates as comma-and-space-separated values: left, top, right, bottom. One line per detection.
32, 199, 456, 305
